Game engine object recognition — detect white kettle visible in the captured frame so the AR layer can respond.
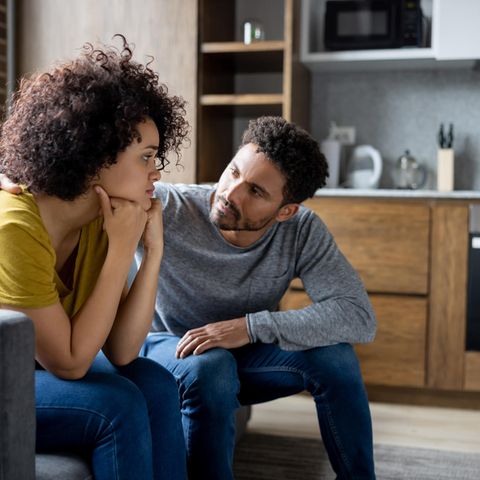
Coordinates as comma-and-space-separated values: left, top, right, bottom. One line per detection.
346, 145, 382, 189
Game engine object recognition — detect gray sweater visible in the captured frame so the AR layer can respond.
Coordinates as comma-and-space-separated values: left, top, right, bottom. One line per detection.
135, 182, 376, 351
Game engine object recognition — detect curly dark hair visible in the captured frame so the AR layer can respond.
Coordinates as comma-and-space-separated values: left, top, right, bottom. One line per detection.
240, 116, 328, 204
0, 35, 189, 200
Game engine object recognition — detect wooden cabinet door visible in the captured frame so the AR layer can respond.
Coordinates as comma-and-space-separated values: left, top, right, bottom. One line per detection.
428, 204, 469, 390
465, 352, 480, 391
279, 290, 427, 387
357, 295, 427, 387
305, 198, 430, 295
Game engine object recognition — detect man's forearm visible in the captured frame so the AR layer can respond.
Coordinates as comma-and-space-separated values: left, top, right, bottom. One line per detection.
247, 297, 376, 351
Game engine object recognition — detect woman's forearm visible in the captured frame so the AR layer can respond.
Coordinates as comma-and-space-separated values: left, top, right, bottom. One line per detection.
28, 246, 134, 379
103, 247, 162, 364
67, 247, 134, 371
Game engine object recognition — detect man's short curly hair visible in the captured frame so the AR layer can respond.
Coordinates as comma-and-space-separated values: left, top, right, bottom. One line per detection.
0, 35, 189, 200
240, 116, 328, 204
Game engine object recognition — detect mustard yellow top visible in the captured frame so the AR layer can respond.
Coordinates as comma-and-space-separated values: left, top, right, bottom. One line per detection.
0, 190, 108, 317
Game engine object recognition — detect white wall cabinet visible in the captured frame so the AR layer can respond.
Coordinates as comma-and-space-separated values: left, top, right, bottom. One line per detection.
301, 0, 479, 71
432, 0, 480, 60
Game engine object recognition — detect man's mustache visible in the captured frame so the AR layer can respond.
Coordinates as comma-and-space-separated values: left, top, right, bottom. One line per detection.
217, 195, 240, 220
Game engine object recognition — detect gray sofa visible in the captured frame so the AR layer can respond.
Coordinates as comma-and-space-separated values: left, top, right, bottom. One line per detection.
0, 309, 250, 480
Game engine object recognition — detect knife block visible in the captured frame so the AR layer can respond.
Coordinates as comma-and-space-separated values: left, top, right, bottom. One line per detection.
437, 148, 454, 192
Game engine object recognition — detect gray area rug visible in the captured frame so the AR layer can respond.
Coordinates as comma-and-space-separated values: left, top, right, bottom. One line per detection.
233, 433, 480, 480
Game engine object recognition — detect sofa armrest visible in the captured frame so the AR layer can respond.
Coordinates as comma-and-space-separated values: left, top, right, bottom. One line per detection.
0, 309, 35, 480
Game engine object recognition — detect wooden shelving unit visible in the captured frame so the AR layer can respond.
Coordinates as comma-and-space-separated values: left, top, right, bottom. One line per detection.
197, 0, 309, 183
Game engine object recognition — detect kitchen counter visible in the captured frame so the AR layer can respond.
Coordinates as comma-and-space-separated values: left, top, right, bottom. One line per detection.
314, 188, 480, 199
299, 194, 480, 398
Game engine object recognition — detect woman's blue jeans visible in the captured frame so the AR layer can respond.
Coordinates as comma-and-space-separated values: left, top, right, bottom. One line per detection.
35, 354, 187, 480
142, 334, 376, 480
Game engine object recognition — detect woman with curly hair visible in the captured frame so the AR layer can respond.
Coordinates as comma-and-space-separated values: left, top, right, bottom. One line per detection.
0, 37, 188, 479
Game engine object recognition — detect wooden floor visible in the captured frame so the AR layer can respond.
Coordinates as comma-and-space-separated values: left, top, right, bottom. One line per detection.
247, 394, 480, 454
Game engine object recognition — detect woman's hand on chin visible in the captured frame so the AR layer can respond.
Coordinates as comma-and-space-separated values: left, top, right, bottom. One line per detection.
95, 186, 147, 255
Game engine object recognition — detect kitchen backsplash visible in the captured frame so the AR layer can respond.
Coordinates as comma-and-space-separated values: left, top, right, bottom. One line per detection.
311, 68, 480, 190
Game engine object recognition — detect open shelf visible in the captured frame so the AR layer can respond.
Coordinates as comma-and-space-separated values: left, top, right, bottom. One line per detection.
201, 103, 283, 117
307, 47, 436, 62
201, 40, 285, 53
202, 48, 284, 74
300, 0, 441, 72
303, 48, 438, 72
201, 93, 284, 106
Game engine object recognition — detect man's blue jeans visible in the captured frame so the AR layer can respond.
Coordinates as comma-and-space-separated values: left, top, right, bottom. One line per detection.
141, 333, 376, 480
36, 354, 187, 480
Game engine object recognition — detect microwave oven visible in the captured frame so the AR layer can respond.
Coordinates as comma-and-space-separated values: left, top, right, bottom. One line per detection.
324, 0, 423, 51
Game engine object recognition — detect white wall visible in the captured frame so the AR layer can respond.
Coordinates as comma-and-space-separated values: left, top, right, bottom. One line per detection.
16, 0, 198, 183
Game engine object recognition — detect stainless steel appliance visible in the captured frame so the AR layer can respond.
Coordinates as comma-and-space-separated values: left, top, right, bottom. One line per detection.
466, 205, 480, 351
393, 150, 427, 189
324, 0, 423, 51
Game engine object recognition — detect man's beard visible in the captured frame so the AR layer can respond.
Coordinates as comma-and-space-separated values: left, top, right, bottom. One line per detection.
210, 194, 276, 232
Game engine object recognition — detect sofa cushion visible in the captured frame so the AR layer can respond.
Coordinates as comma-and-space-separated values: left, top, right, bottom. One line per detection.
36, 453, 92, 480
34, 404, 251, 479
1, 310, 251, 480
0, 311, 36, 480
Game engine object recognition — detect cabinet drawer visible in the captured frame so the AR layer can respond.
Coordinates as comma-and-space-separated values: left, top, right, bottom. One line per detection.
304, 198, 431, 295
279, 290, 427, 388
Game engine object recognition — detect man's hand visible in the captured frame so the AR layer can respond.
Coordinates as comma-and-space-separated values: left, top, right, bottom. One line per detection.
176, 317, 250, 358
0, 173, 22, 194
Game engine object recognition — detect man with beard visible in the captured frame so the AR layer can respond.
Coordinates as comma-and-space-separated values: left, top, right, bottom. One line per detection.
1, 116, 376, 480
137, 116, 377, 480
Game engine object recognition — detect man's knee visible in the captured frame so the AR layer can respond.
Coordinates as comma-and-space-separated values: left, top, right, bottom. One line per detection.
180, 349, 240, 415
301, 343, 365, 393
120, 357, 180, 407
